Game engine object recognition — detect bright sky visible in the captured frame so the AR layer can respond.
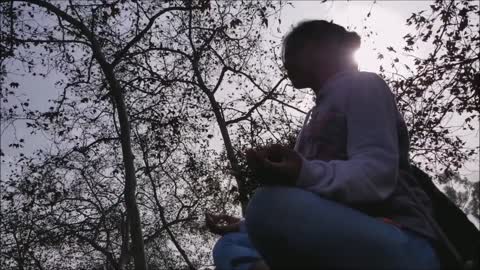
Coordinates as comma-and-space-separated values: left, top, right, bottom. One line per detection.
276, 1, 430, 72
275, 1, 479, 182
1, 1, 478, 184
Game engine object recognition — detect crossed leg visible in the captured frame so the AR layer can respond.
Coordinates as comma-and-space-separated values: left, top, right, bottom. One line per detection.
244, 186, 441, 270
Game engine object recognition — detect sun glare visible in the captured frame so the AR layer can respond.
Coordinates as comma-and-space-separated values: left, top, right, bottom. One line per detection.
354, 47, 379, 72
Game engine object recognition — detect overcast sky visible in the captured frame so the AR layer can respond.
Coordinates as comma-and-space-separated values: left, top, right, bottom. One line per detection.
1, 1, 478, 185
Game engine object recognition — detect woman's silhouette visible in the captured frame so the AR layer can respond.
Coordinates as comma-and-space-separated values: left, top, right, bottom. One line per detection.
206, 20, 442, 270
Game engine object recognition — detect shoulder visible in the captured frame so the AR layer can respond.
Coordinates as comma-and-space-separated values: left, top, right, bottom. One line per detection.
340, 71, 393, 99
326, 71, 392, 101
325, 71, 395, 113
342, 71, 389, 89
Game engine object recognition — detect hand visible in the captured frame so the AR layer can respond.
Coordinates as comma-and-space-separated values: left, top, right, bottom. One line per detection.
205, 212, 241, 236
246, 144, 302, 186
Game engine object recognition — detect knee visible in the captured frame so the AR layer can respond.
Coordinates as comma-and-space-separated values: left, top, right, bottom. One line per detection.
245, 187, 287, 224
212, 233, 249, 269
245, 186, 304, 239
246, 186, 309, 219
212, 233, 238, 263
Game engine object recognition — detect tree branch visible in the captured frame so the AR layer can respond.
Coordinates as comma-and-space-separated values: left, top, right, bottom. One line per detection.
112, 5, 201, 67
226, 76, 287, 125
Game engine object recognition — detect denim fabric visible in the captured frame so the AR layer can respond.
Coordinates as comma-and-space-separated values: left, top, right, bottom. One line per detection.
212, 226, 261, 270
213, 186, 442, 270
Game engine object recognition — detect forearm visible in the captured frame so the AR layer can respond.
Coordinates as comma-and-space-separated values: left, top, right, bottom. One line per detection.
296, 151, 398, 204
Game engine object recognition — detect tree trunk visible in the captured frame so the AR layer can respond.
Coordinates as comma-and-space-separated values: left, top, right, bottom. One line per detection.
191, 57, 248, 214
11, 1, 149, 268
207, 94, 249, 214
108, 72, 148, 270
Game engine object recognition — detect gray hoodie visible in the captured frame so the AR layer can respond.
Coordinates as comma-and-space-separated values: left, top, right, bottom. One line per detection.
294, 70, 438, 242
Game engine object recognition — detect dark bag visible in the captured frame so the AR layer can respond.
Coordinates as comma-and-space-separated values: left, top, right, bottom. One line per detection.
409, 165, 480, 270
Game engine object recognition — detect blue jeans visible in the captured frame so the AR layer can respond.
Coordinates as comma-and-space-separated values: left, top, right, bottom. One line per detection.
213, 186, 442, 270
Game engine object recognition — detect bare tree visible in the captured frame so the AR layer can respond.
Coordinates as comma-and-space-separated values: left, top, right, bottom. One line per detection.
1, 0, 293, 269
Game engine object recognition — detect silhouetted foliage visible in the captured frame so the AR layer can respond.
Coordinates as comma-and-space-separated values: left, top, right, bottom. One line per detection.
1, 0, 291, 269
1, 0, 478, 269
377, 0, 479, 175
438, 170, 479, 220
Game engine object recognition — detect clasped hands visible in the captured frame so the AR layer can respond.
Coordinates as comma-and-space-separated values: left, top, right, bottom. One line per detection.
205, 144, 302, 236
246, 143, 303, 186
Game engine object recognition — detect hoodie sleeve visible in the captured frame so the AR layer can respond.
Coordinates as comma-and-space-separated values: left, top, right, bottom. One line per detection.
295, 73, 399, 204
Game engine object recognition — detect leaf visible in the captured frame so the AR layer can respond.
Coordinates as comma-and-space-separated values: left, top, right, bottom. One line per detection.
262, 18, 268, 27
386, 46, 396, 53
9, 82, 19, 88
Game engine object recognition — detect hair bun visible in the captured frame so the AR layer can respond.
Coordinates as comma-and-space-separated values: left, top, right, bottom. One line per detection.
343, 31, 361, 51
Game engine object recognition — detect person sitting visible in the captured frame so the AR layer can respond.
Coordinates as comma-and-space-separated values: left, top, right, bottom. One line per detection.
206, 20, 442, 270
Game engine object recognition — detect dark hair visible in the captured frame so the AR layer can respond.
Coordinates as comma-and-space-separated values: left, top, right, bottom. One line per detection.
282, 20, 361, 61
